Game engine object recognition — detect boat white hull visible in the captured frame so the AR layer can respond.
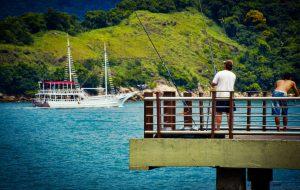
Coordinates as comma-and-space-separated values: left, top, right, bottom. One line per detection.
33, 92, 136, 108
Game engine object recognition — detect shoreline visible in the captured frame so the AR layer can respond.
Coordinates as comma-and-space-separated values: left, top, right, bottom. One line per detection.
0, 91, 273, 103
0, 96, 32, 103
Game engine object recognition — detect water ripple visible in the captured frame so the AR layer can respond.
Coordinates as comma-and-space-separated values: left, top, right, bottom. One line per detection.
0, 102, 299, 189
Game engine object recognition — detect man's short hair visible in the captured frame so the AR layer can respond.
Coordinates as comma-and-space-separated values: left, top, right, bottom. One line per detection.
224, 60, 233, 71
282, 73, 292, 80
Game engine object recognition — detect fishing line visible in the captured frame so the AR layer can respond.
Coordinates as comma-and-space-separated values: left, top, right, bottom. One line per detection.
135, 12, 180, 94
135, 11, 197, 129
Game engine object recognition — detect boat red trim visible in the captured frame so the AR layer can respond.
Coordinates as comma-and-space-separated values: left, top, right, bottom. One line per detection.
43, 81, 78, 85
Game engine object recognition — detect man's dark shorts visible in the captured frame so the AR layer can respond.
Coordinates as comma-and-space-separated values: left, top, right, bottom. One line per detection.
216, 100, 236, 113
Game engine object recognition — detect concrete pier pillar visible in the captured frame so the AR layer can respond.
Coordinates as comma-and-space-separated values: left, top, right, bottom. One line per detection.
248, 168, 273, 190
216, 167, 246, 190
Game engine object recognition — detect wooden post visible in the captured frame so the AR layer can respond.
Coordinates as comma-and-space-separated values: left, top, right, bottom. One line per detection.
184, 92, 192, 129
229, 91, 234, 139
246, 92, 251, 131
163, 91, 176, 130
156, 92, 161, 138
211, 91, 216, 138
199, 92, 204, 130
262, 91, 267, 131
144, 92, 153, 138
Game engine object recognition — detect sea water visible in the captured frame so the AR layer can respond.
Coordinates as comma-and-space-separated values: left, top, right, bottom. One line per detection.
0, 102, 299, 189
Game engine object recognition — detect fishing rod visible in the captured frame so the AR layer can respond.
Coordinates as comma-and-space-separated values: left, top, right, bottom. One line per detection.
198, 0, 218, 130
135, 11, 197, 129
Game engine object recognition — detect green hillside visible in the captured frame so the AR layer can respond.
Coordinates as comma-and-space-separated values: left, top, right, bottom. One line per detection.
0, 10, 244, 95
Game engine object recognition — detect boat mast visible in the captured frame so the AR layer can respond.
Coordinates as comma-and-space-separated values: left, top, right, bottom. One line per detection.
67, 34, 72, 83
63, 35, 79, 89
104, 43, 108, 95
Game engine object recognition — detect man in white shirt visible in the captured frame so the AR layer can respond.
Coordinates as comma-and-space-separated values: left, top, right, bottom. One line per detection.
211, 60, 236, 130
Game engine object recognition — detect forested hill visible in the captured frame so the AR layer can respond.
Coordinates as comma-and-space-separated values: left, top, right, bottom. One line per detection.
0, 10, 243, 96
0, 0, 299, 97
0, 0, 120, 19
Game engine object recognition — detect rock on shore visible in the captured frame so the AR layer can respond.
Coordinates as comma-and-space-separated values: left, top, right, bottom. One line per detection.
0, 93, 31, 102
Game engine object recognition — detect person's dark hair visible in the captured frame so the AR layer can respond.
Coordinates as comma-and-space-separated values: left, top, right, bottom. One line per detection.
282, 73, 292, 80
224, 60, 233, 71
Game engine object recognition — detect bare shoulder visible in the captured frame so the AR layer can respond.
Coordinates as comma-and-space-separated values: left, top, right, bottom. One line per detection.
276, 79, 284, 83
290, 80, 296, 86
275, 80, 283, 84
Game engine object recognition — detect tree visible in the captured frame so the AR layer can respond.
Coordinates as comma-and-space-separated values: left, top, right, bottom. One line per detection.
45, 9, 69, 31
0, 16, 33, 45
83, 10, 108, 29
116, 0, 137, 11
223, 16, 239, 38
245, 83, 261, 92
174, 0, 194, 11
0, 63, 42, 95
159, 0, 176, 13
244, 10, 266, 27
45, 9, 81, 34
107, 9, 129, 26
21, 12, 46, 33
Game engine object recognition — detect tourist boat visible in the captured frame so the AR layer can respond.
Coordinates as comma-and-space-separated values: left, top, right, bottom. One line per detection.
33, 37, 135, 108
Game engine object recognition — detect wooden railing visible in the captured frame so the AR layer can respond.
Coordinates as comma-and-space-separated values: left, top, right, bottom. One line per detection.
143, 91, 300, 139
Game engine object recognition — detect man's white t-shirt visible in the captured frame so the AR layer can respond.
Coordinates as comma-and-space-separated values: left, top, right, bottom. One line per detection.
212, 70, 236, 97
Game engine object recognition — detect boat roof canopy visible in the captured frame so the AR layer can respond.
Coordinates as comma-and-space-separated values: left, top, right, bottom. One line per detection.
43, 81, 78, 85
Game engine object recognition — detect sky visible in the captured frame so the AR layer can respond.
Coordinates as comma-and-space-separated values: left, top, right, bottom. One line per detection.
0, 0, 120, 19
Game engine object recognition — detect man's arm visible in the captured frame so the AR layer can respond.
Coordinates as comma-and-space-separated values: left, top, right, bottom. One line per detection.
292, 82, 299, 96
211, 73, 219, 87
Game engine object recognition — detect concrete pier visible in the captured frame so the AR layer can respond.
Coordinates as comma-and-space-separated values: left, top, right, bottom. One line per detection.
130, 138, 300, 189
130, 138, 300, 170
132, 92, 300, 189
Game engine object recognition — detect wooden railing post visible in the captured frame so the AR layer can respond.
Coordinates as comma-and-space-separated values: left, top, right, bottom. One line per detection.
156, 92, 161, 138
199, 92, 204, 130
229, 91, 234, 139
262, 91, 267, 131
163, 91, 176, 130
211, 91, 216, 138
246, 92, 251, 131
144, 92, 153, 138
184, 92, 192, 129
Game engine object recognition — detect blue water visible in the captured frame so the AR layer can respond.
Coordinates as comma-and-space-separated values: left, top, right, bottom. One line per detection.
0, 102, 299, 189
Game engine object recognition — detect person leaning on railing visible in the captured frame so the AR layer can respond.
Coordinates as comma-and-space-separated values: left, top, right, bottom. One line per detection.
211, 60, 236, 130
272, 73, 299, 131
